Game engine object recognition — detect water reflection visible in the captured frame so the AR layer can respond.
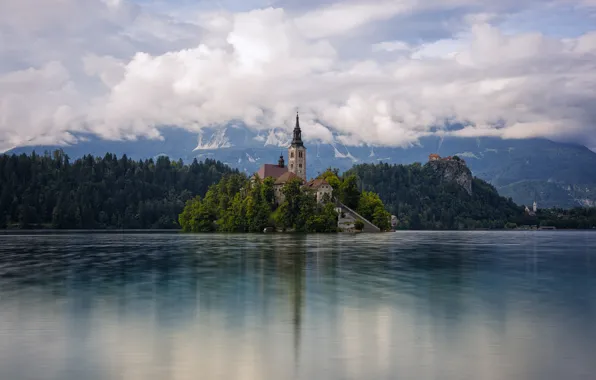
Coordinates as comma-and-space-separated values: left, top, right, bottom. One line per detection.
0, 232, 595, 379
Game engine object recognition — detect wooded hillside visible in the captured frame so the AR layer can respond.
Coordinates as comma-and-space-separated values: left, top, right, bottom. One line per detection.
0, 150, 235, 229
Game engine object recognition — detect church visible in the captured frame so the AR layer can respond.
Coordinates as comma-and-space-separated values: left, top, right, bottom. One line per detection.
255, 113, 332, 204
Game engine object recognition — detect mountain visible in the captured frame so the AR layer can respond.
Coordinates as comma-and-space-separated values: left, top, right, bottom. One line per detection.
345, 160, 521, 230
7, 125, 596, 208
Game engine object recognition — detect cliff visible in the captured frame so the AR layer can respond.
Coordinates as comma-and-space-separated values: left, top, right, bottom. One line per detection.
427, 160, 473, 196
345, 162, 521, 230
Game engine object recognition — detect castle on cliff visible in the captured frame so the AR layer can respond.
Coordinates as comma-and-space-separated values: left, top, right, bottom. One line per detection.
255, 113, 332, 204
428, 153, 467, 165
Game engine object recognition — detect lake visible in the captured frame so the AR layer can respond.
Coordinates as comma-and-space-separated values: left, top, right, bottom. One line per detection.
0, 231, 595, 380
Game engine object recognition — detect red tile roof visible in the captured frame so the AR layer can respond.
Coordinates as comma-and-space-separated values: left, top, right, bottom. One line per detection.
303, 178, 330, 189
256, 164, 288, 180
274, 171, 301, 185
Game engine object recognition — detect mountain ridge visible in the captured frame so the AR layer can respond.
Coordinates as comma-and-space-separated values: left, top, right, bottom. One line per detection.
6, 125, 596, 208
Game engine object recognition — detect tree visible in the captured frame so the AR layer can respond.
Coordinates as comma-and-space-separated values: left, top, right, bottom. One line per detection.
358, 191, 384, 221
340, 174, 360, 209
261, 177, 276, 206
195, 203, 216, 232
311, 202, 339, 232
296, 192, 317, 232
274, 202, 292, 231
281, 178, 304, 228
372, 205, 391, 231
179, 196, 201, 232
18, 205, 37, 229
220, 193, 247, 232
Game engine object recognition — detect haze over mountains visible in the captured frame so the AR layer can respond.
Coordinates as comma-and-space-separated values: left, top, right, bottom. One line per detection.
9, 126, 596, 208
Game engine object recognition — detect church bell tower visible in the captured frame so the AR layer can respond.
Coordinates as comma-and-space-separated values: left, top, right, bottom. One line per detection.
288, 112, 306, 181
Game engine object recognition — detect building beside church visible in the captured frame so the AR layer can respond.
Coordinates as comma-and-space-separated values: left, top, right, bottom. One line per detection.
255, 113, 331, 205
303, 179, 333, 203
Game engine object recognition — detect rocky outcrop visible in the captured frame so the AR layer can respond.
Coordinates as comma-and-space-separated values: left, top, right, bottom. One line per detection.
427, 160, 473, 195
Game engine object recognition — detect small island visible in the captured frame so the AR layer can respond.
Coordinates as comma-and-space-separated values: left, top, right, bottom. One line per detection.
179, 114, 391, 233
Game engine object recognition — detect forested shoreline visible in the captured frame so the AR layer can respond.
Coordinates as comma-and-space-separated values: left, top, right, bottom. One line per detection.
2, 151, 596, 230
346, 162, 596, 229
0, 150, 235, 229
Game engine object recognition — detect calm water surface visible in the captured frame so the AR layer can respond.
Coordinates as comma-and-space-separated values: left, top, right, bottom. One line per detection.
0, 232, 595, 380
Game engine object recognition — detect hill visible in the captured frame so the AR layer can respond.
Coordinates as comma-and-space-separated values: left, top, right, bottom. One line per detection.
7, 127, 596, 208
345, 160, 522, 230
0, 151, 235, 229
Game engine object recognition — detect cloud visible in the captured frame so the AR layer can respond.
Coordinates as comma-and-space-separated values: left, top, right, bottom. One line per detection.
294, 0, 413, 39
0, 61, 84, 150
1, 0, 596, 152
372, 41, 411, 53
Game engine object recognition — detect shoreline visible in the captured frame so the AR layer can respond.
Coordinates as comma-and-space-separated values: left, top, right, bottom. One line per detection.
2, 228, 596, 234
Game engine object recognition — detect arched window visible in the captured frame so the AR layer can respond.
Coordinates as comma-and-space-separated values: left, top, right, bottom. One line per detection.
298, 151, 303, 158
291, 152, 294, 158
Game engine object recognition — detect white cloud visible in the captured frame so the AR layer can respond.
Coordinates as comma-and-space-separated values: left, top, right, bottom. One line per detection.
1, 0, 596, 152
83, 54, 126, 88
294, 1, 413, 39
0, 62, 84, 151
372, 41, 411, 53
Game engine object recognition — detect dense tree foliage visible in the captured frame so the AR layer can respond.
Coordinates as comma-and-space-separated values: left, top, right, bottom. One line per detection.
14, 150, 588, 231
345, 162, 523, 229
511, 207, 596, 229
0, 150, 235, 229
317, 168, 391, 231
179, 175, 339, 232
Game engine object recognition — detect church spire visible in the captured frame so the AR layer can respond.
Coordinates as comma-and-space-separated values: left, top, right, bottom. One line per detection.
287, 111, 306, 181
278, 152, 285, 168
291, 112, 303, 147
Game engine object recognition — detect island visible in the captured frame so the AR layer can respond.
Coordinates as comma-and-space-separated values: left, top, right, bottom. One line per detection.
179, 114, 391, 233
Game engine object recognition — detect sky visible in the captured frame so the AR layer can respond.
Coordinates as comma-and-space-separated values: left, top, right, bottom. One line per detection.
1, 0, 596, 152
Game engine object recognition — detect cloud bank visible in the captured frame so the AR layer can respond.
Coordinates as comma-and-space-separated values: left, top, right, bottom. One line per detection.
1, 0, 596, 151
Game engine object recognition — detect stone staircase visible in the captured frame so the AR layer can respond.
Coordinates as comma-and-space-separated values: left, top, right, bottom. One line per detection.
335, 201, 381, 233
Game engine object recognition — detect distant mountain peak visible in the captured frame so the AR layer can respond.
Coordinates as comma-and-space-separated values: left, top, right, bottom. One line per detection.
264, 128, 291, 147
331, 143, 359, 162
194, 128, 233, 151
245, 152, 259, 163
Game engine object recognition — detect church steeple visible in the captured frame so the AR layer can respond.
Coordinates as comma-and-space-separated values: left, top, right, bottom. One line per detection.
288, 111, 306, 181
291, 112, 304, 147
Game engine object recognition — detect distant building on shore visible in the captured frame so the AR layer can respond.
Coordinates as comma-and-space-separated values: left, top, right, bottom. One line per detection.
390, 215, 398, 229
525, 205, 536, 217
428, 153, 466, 165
